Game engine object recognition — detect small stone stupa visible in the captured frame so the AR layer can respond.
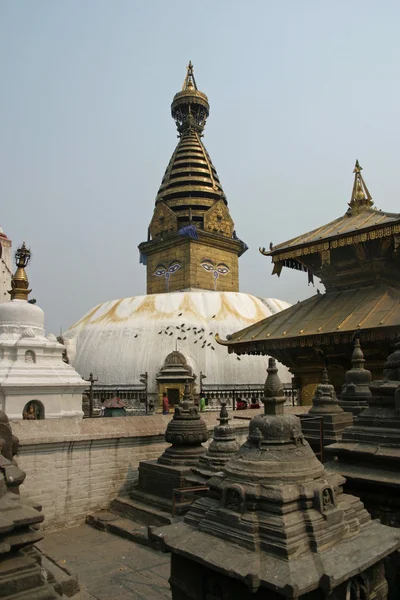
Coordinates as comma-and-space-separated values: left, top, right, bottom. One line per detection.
0, 243, 87, 420
192, 400, 239, 478
0, 410, 59, 599
130, 381, 208, 515
154, 358, 400, 599
300, 366, 353, 451
338, 337, 372, 416
326, 341, 400, 527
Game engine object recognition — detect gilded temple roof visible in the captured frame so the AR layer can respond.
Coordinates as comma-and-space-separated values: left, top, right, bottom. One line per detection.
217, 284, 400, 350
263, 162, 400, 263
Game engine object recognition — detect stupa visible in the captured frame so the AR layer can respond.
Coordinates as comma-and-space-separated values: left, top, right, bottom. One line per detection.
154, 359, 400, 600
192, 400, 239, 478
300, 366, 353, 451
338, 336, 372, 416
130, 381, 208, 515
63, 63, 291, 410
326, 341, 400, 527
0, 243, 87, 419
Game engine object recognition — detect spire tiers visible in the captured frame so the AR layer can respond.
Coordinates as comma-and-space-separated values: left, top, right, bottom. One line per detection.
347, 160, 374, 215
9, 242, 32, 301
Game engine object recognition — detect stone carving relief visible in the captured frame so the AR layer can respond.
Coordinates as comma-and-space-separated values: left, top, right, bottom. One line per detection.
154, 261, 182, 291
223, 485, 245, 513
204, 199, 234, 237
24, 350, 36, 363
201, 259, 230, 290
315, 485, 336, 514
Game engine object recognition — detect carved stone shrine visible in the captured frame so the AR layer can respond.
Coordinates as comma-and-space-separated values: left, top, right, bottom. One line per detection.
192, 400, 239, 478
0, 410, 59, 599
131, 381, 208, 515
338, 337, 372, 416
300, 367, 353, 452
326, 341, 400, 527
154, 359, 400, 600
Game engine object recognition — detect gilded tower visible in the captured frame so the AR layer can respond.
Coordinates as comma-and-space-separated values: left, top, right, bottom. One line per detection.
139, 63, 247, 294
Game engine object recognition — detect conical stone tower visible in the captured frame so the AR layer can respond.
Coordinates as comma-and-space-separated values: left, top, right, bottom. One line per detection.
339, 337, 372, 416
300, 367, 353, 452
139, 62, 247, 294
193, 400, 239, 478
154, 359, 400, 600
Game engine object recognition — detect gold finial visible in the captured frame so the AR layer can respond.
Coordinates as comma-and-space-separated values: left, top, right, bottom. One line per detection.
348, 160, 374, 215
182, 60, 198, 91
9, 242, 32, 301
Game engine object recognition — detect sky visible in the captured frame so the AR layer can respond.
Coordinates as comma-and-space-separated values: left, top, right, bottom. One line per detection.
1, 1, 400, 334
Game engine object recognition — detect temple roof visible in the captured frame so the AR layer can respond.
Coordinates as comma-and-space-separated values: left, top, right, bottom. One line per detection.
217, 283, 400, 351
262, 162, 400, 263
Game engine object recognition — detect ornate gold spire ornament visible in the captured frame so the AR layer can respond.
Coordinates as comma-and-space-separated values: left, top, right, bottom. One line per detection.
9, 242, 32, 301
347, 160, 374, 214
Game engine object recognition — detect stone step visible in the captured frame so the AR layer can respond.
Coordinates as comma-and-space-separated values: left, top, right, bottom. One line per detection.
86, 510, 161, 550
40, 553, 80, 598
111, 495, 176, 526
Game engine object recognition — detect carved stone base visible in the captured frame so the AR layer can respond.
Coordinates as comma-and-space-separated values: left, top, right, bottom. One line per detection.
0, 551, 58, 599
131, 460, 194, 515
300, 412, 353, 448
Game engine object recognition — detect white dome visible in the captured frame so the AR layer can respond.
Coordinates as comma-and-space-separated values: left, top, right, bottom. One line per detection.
64, 291, 291, 394
0, 299, 45, 339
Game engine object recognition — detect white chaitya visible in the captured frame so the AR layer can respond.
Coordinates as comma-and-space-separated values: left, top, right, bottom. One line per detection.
0, 244, 87, 420
64, 290, 292, 404
0, 227, 12, 304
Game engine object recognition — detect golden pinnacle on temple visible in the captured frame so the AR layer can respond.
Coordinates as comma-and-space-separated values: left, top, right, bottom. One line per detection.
348, 159, 374, 215
9, 242, 32, 301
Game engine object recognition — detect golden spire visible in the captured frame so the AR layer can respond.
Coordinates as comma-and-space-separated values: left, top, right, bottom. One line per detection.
182, 60, 197, 91
9, 242, 32, 301
348, 160, 374, 215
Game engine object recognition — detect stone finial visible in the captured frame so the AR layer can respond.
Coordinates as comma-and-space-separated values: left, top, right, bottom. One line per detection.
262, 357, 285, 415
158, 380, 208, 466
339, 337, 371, 416
309, 367, 343, 414
195, 401, 239, 475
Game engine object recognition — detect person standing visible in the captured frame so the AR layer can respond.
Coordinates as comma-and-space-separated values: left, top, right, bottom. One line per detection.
199, 395, 206, 412
162, 392, 170, 415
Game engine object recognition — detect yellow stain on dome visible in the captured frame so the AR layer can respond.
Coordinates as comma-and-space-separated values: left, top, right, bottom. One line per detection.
69, 292, 272, 328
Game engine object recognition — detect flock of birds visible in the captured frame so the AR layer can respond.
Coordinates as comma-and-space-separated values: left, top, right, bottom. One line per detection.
157, 318, 216, 351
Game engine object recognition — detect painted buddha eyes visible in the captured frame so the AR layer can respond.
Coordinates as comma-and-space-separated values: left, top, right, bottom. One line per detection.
154, 265, 167, 277
216, 264, 229, 275
154, 261, 182, 291
168, 262, 181, 274
201, 260, 230, 289
201, 260, 214, 272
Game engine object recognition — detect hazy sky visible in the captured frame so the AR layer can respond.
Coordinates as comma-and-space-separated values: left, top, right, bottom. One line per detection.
1, 1, 400, 334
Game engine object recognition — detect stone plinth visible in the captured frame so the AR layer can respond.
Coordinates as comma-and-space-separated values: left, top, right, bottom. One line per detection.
153, 359, 400, 600
130, 383, 208, 515
326, 342, 400, 527
338, 337, 372, 416
192, 401, 239, 478
300, 367, 353, 452
0, 410, 59, 599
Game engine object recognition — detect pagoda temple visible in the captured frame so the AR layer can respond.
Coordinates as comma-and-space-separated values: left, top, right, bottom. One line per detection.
218, 162, 400, 404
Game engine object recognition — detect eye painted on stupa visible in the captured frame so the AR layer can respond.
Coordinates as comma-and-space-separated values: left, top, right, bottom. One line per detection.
216, 263, 230, 275
154, 265, 167, 277
168, 261, 181, 274
201, 260, 215, 272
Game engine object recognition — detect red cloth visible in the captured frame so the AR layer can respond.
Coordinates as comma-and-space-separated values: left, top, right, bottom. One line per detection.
162, 397, 170, 413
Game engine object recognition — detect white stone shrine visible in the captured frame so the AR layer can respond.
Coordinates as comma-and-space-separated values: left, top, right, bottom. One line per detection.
0, 243, 87, 420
